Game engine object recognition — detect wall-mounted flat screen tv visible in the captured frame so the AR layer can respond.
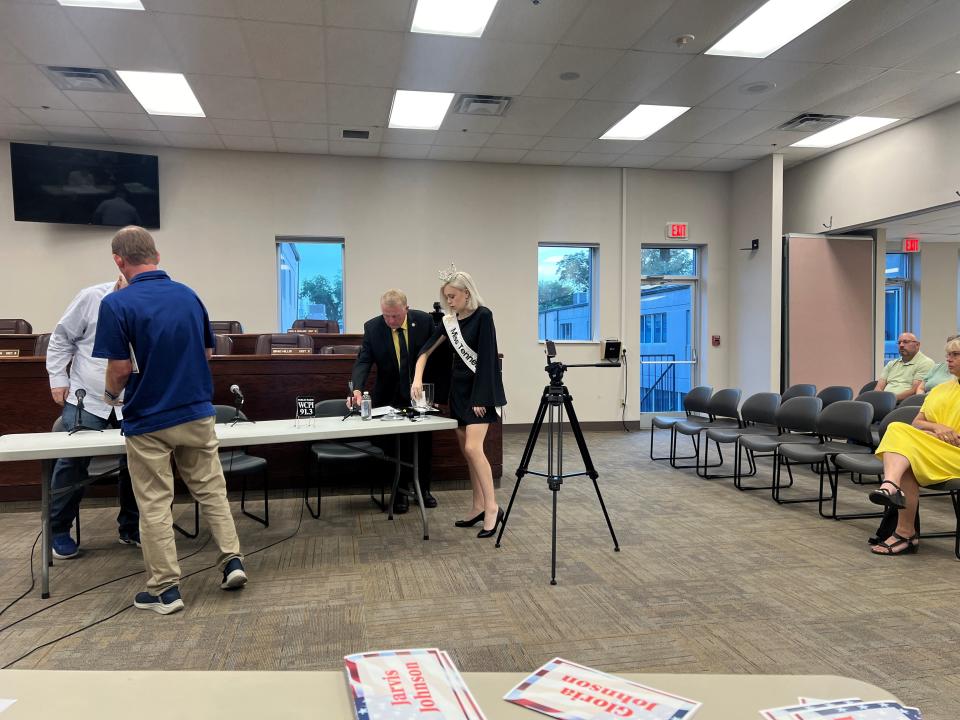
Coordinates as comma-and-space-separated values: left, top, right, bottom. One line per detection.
10, 142, 160, 228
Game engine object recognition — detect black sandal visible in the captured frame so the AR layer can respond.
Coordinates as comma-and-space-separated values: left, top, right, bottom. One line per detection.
871, 532, 919, 556
868, 480, 906, 509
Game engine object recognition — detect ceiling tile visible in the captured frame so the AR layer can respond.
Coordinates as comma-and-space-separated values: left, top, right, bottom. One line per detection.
157, 14, 254, 77
546, 99, 636, 138
272, 122, 329, 140
211, 118, 272, 136
837, 1, 960, 69
534, 136, 590, 152
521, 46, 624, 99
614, 154, 661, 168
521, 150, 576, 165
0, 64, 74, 109
428, 145, 479, 161
439, 113, 501, 133
808, 69, 943, 116
565, 152, 619, 166
221, 134, 277, 151
379, 143, 430, 159
44, 125, 110, 142
0, 123, 52, 142
142, 0, 236, 17
678, 142, 736, 158
900, 34, 960, 73
328, 140, 381, 155
0, 3, 102, 67
0, 36, 29, 65
106, 129, 169, 146
260, 80, 327, 123
772, 0, 937, 64
382, 128, 436, 145
653, 156, 706, 170
580, 138, 637, 154
21, 107, 94, 127
150, 115, 215, 133
242, 21, 325, 83
236, 0, 325, 25
742, 128, 810, 147
484, 133, 540, 149
629, 140, 687, 156
325, 28, 404, 87
328, 125, 383, 142
698, 109, 795, 144
701, 60, 823, 110
0, 106, 31, 124
720, 145, 776, 159
187, 75, 266, 121
162, 131, 224, 149
585, 50, 691, 102
433, 130, 491, 147
474, 147, 528, 163
275, 136, 330, 154
323, 0, 413, 32
632, 0, 763, 54
326, 84, 391, 126
494, 97, 576, 135
86, 111, 157, 131
646, 106, 743, 143
64, 90, 142, 114
869, 74, 960, 118
697, 157, 752, 172
66, 7, 181, 72
755, 64, 886, 112
485, 0, 589, 44
643, 55, 757, 106
395, 34, 473, 92
561, 0, 673, 49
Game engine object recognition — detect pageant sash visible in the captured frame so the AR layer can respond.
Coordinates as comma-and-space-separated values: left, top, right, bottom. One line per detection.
442, 314, 478, 373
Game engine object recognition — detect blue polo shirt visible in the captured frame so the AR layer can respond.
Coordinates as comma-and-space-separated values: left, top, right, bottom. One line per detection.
92, 270, 215, 436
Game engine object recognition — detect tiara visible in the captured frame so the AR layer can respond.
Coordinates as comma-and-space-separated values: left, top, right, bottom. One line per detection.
438, 263, 459, 284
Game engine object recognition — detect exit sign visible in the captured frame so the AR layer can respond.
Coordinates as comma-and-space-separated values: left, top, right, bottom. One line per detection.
902, 236, 920, 253
666, 222, 688, 239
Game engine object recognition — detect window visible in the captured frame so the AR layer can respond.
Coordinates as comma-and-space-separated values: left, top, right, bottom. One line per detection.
641, 247, 696, 277
640, 313, 666, 343
538, 245, 596, 341
884, 252, 911, 363
277, 238, 345, 332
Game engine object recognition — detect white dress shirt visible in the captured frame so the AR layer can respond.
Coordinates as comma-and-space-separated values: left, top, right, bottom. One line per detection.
46, 282, 123, 421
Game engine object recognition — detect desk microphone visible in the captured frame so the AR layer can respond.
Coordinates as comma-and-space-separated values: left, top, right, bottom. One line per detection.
69, 388, 101, 434
343, 381, 360, 420
229, 384, 245, 404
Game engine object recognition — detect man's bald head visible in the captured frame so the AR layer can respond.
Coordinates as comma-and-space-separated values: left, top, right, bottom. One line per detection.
897, 333, 920, 361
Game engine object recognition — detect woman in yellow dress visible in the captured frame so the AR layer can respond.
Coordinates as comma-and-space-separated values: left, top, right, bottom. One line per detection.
870, 336, 960, 555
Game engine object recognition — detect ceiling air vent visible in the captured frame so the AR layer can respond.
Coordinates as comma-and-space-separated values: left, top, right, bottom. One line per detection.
43, 66, 124, 92
453, 94, 512, 117
342, 129, 370, 139
777, 113, 848, 133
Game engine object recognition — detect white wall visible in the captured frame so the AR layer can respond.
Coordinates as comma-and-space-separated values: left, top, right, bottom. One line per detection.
727, 155, 783, 397
0, 141, 734, 424
918, 242, 960, 351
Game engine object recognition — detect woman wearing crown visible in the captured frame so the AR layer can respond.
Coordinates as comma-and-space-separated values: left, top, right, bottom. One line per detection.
412, 266, 507, 538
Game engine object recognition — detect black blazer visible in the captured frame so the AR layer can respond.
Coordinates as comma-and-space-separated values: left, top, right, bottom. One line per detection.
351, 309, 434, 407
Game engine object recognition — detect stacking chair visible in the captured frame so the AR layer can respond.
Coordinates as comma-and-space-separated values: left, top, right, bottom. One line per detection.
254, 332, 313, 354
214, 405, 269, 527
700, 392, 780, 479
781, 384, 816, 401
817, 385, 853, 408
857, 390, 897, 445
773, 400, 874, 519
900, 393, 926, 408
859, 380, 879, 394
33, 333, 51, 356
648, 385, 712, 461
736, 397, 822, 491
210, 320, 243, 334
671, 388, 742, 470
305, 399, 386, 519
292, 319, 339, 333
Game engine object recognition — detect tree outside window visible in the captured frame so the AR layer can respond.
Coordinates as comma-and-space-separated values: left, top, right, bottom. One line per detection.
538, 245, 596, 341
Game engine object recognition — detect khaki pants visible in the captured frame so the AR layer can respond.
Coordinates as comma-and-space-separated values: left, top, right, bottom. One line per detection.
126, 416, 241, 595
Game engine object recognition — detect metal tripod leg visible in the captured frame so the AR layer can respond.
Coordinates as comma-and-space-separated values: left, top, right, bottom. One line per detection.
496, 392, 549, 548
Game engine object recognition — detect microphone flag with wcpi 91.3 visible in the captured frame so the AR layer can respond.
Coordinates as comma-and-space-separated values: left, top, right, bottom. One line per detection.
229, 384, 244, 402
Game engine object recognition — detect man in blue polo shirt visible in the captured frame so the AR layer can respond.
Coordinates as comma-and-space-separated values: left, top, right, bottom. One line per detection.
93, 225, 246, 615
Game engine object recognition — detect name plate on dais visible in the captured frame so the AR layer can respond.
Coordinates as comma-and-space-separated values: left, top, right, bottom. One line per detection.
0, 349, 20, 357
288, 328, 318, 334
271, 347, 312, 355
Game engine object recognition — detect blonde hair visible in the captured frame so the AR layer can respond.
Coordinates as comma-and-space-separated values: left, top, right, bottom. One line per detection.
946, 335, 960, 354
380, 289, 408, 307
111, 226, 158, 265
441, 271, 483, 315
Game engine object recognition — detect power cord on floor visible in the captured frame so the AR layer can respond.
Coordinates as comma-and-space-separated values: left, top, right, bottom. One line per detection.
0, 532, 40, 619
1, 499, 306, 669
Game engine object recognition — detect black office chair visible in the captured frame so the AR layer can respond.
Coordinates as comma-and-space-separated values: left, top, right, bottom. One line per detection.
33, 333, 51, 357
817, 385, 853, 408
701, 392, 780, 480
736, 396, 822, 491
210, 320, 243, 334
649, 385, 713, 461
305, 399, 386, 519
781, 384, 816, 402
213, 334, 234, 355
320, 344, 361, 354
292, 319, 339, 333
255, 333, 313, 354
774, 400, 875, 519
214, 405, 269, 527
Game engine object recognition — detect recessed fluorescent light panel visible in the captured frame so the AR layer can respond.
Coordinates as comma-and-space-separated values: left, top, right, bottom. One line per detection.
600, 104, 691, 141
706, 0, 853, 59
57, 0, 145, 9
388, 90, 455, 130
411, 0, 499, 38
791, 116, 897, 148
117, 71, 204, 117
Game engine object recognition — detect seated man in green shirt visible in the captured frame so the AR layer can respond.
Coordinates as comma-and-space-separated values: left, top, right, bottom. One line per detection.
877, 332, 935, 401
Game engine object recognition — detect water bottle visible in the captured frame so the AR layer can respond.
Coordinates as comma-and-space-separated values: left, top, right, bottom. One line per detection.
360, 391, 372, 420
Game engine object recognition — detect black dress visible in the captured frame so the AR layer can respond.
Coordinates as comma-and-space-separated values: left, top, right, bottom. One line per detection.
421, 306, 507, 426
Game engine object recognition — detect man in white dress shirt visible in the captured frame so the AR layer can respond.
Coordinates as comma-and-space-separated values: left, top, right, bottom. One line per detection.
46, 276, 140, 559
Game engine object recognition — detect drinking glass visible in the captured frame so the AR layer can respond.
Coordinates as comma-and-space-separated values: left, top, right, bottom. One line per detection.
417, 383, 434, 412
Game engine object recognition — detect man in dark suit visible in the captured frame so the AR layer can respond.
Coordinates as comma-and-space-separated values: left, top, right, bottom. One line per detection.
351, 289, 437, 513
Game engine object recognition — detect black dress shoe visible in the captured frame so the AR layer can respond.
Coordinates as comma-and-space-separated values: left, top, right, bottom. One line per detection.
423, 492, 438, 508
477, 507, 504, 538
454, 511, 484, 528
392, 494, 409, 514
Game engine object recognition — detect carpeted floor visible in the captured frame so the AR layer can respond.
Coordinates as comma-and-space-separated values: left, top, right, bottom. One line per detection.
1, 429, 959, 718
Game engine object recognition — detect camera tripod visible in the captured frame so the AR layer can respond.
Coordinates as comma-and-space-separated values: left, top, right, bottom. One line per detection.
496, 360, 620, 585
